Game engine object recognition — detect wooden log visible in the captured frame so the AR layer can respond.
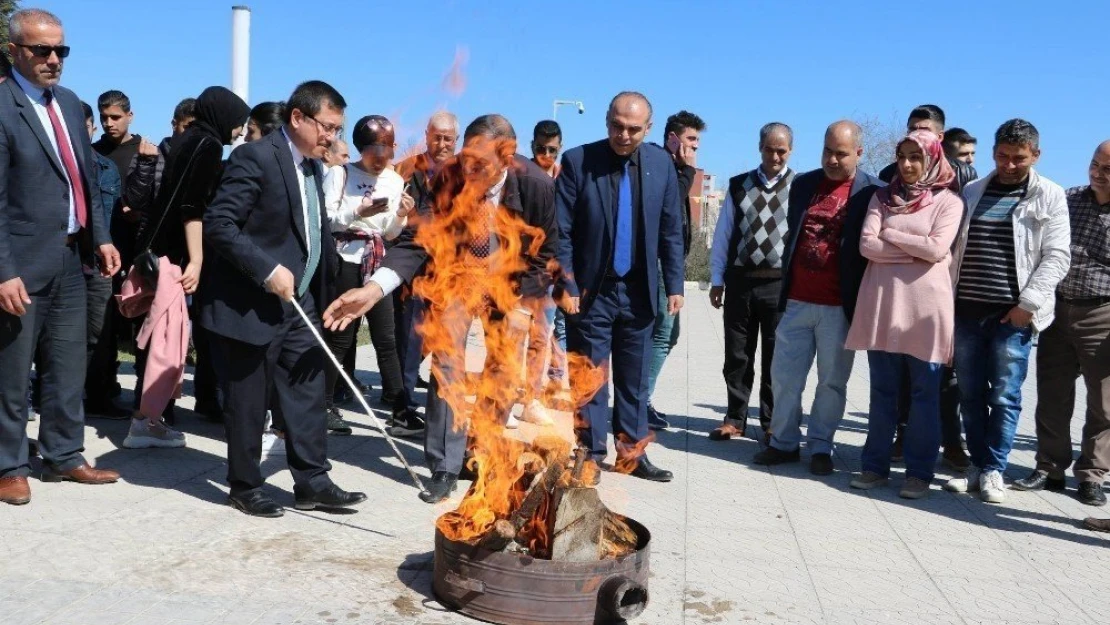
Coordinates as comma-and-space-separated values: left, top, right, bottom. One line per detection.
550, 487, 607, 561
478, 519, 516, 551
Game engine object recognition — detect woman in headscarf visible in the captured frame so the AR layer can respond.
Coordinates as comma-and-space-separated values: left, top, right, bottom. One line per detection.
123, 86, 250, 449
845, 129, 964, 499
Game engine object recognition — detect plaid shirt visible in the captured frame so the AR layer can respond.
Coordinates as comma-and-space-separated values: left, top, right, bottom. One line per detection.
1058, 186, 1110, 299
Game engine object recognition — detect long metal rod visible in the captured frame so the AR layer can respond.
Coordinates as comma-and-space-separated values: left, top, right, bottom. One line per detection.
290, 298, 426, 492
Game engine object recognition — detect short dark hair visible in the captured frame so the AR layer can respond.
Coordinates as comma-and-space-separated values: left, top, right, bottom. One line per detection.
907, 104, 945, 129
98, 90, 131, 113
464, 114, 516, 141
942, 127, 976, 158
664, 110, 706, 137
533, 120, 561, 142
351, 115, 393, 153
81, 100, 93, 121
173, 98, 197, 122
759, 122, 793, 148
283, 80, 347, 125
995, 118, 1040, 150
249, 101, 285, 138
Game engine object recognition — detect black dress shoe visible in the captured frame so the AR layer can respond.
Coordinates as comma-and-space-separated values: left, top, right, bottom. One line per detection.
810, 453, 835, 476
753, 446, 801, 466
628, 455, 672, 482
84, 398, 131, 420
326, 407, 353, 435
228, 492, 284, 518
646, 404, 670, 431
458, 457, 479, 482
294, 484, 368, 510
419, 471, 458, 503
1078, 481, 1107, 507
1013, 470, 1066, 492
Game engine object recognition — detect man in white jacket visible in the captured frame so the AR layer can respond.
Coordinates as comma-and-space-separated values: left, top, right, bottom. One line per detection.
944, 119, 1071, 504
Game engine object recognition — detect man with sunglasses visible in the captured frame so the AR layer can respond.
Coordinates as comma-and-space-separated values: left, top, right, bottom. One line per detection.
197, 80, 366, 518
1, 8, 123, 506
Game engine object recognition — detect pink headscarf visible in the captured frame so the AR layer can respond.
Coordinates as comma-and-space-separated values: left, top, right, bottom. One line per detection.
878, 129, 957, 215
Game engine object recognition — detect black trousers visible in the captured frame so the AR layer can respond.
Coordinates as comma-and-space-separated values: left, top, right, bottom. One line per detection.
209, 293, 333, 496
394, 287, 427, 413
897, 366, 961, 447
83, 272, 115, 402
722, 272, 782, 430
0, 244, 88, 477
323, 261, 403, 411
191, 320, 221, 411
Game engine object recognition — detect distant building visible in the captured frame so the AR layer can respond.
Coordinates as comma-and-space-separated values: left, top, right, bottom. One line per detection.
688, 169, 723, 247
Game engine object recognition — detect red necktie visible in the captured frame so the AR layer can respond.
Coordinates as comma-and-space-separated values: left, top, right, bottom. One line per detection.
42, 89, 88, 229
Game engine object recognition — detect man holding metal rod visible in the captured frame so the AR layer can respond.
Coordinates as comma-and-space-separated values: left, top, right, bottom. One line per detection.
197, 80, 366, 518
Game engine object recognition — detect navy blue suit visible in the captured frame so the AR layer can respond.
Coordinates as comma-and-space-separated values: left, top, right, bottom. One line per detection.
556, 140, 684, 459
198, 129, 338, 496
0, 75, 108, 478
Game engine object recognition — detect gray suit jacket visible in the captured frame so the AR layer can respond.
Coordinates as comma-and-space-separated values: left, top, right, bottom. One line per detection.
0, 75, 108, 292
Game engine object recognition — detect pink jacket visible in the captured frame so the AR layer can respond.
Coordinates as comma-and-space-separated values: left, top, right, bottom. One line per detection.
117, 257, 190, 418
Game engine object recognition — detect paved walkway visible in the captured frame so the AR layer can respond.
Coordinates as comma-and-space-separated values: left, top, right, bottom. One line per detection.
3, 286, 1108, 625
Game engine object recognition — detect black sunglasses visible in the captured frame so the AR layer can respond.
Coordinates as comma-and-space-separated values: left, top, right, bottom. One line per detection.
534, 145, 559, 155
15, 43, 71, 59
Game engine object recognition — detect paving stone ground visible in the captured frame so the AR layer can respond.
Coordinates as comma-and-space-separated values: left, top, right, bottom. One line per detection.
3, 285, 1108, 625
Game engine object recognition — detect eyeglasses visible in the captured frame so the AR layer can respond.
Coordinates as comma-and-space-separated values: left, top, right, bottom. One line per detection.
533, 146, 559, 155
14, 43, 71, 59
302, 112, 342, 138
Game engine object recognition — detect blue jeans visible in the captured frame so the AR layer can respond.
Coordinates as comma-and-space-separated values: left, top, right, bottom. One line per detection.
954, 312, 1034, 473
768, 300, 855, 455
648, 265, 680, 398
861, 351, 942, 481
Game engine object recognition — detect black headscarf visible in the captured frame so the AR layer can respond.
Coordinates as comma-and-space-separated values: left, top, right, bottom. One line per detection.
186, 86, 251, 146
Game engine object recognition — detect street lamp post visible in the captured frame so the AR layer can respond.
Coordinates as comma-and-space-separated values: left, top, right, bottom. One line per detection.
552, 99, 585, 120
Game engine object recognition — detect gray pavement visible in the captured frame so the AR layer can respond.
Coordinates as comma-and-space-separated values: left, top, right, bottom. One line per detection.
3, 285, 1109, 625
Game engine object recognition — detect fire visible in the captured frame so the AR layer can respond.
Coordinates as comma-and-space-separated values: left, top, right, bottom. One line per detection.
412, 135, 552, 543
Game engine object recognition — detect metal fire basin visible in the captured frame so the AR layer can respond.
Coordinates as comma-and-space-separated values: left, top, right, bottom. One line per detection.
433, 516, 651, 625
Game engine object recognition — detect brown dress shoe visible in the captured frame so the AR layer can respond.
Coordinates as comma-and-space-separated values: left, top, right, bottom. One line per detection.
1083, 517, 1110, 533
41, 463, 119, 484
0, 476, 31, 505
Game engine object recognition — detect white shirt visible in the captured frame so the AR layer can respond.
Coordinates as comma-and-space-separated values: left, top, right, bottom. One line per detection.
12, 70, 79, 234
368, 168, 508, 298
323, 164, 407, 263
757, 165, 789, 189
267, 128, 317, 283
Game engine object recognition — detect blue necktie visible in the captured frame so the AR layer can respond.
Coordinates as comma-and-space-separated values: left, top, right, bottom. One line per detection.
613, 159, 632, 276
298, 160, 321, 298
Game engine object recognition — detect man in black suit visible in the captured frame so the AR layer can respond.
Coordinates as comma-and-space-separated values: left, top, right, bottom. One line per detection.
555, 92, 686, 483
323, 114, 558, 503
0, 8, 123, 506
198, 80, 365, 518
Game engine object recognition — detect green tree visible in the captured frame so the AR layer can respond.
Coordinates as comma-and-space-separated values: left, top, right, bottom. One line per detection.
1, 0, 20, 67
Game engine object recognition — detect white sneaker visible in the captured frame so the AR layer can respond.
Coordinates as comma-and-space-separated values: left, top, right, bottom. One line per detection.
518, 399, 555, 426
123, 418, 186, 449
262, 430, 286, 458
944, 467, 981, 493
980, 470, 1006, 504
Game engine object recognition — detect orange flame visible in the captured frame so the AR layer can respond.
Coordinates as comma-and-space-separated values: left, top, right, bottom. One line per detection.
417, 135, 599, 548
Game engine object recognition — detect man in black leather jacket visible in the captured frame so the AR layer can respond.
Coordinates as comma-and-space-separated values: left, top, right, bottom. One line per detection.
878, 104, 977, 192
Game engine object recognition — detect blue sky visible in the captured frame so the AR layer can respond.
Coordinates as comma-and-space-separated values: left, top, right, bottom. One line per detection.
38, 0, 1110, 187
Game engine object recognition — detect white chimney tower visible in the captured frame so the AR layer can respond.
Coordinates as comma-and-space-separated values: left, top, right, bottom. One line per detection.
231, 6, 251, 104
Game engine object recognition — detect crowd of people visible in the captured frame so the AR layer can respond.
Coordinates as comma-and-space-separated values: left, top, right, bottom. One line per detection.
1, 8, 1107, 533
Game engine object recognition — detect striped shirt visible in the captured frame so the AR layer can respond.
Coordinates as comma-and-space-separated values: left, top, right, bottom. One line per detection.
957, 179, 1026, 313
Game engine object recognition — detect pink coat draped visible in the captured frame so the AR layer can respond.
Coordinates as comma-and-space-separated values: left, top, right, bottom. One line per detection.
116, 257, 190, 418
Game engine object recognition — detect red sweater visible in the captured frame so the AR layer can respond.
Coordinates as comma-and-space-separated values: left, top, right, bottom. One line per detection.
787, 177, 853, 306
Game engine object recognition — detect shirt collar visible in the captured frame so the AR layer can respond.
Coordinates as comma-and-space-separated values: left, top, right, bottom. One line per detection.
11, 69, 48, 104
487, 169, 509, 200
757, 166, 788, 187
281, 127, 306, 167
